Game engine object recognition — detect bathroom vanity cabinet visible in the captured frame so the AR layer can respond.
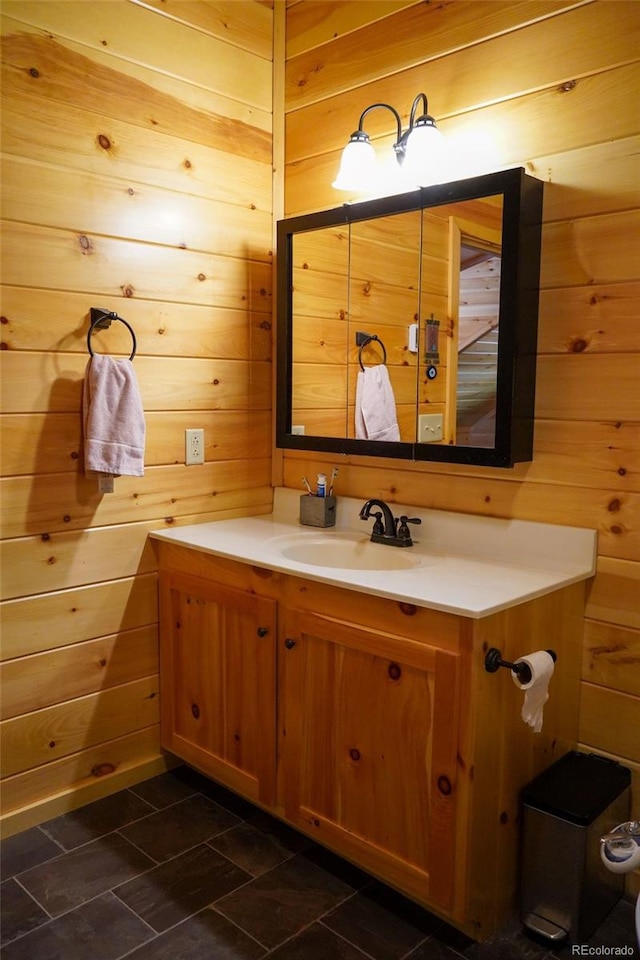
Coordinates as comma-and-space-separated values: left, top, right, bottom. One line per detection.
156, 537, 587, 941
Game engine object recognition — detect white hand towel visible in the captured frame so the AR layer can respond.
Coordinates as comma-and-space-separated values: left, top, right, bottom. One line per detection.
355, 365, 401, 442
83, 355, 145, 479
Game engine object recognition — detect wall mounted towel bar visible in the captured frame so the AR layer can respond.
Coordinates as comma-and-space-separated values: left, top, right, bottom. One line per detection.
356, 331, 387, 370
87, 307, 137, 360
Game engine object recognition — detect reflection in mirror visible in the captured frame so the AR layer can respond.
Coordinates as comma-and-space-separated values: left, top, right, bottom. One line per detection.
417, 195, 502, 449
290, 200, 503, 447
456, 241, 501, 447
348, 211, 421, 441
291, 225, 349, 438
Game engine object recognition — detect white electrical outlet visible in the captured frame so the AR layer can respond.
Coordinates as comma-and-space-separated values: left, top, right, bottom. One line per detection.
185, 428, 205, 465
418, 414, 443, 443
291, 425, 305, 435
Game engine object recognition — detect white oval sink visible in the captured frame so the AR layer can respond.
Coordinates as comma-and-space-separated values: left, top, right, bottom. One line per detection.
277, 536, 422, 570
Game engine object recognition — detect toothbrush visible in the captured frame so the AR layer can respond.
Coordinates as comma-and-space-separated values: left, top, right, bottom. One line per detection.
328, 467, 338, 497
302, 476, 313, 495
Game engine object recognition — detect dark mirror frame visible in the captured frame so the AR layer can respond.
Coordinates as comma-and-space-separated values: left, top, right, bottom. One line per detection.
276, 167, 544, 468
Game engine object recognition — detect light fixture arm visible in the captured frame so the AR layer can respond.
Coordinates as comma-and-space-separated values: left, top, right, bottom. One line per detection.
355, 102, 404, 159
409, 93, 429, 128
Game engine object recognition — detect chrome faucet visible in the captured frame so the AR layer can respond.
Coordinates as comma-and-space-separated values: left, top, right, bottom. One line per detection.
359, 499, 422, 547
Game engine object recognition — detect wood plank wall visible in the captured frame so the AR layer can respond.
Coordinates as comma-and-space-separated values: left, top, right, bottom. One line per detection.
280, 0, 640, 892
0, 0, 274, 835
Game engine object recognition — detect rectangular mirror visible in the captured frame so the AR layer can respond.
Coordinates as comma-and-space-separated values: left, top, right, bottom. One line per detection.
277, 168, 544, 467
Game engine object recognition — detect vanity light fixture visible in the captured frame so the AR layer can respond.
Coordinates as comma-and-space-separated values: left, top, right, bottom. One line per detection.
332, 92, 444, 193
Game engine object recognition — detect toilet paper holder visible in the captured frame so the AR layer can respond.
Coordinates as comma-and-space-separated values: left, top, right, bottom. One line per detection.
484, 647, 557, 684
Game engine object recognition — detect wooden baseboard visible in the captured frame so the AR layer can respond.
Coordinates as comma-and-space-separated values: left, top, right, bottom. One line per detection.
0, 754, 178, 839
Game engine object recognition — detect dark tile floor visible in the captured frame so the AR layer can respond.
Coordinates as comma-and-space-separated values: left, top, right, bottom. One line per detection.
1, 766, 636, 960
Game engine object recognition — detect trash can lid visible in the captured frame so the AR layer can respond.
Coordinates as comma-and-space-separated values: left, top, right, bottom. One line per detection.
521, 751, 631, 826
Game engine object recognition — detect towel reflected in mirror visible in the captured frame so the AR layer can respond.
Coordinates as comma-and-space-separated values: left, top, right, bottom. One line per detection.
355, 365, 401, 442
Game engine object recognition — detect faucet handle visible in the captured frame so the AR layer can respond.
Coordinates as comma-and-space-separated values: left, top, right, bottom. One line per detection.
369, 511, 385, 536
397, 516, 422, 540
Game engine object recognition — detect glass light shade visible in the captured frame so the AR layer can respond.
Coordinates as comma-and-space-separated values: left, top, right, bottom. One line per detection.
402, 120, 445, 187
332, 135, 378, 191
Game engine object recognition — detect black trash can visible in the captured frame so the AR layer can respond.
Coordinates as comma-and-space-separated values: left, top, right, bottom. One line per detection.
520, 750, 631, 943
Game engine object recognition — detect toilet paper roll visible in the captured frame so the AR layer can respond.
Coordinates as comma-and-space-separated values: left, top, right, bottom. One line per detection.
600, 837, 640, 874
511, 650, 555, 733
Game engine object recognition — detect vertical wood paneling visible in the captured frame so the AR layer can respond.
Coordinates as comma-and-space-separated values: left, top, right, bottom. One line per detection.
281, 0, 640, 834
0, 0, 273, 833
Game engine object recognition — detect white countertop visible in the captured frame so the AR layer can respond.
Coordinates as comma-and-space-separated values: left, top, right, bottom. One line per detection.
150, 489, 597, 619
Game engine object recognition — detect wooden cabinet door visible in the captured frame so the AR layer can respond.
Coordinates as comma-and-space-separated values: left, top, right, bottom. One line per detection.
279, 609, 461, 910
159, 570, 277, 805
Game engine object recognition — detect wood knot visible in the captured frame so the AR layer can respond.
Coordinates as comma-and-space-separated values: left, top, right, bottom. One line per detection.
398, 602, 417, 617
608, 498, 621, 512
92, 763, 116, 777
570, 338, 588, 353
558, 79, 577, 93
437, 775, 452, 796
197, 273, 206, 282
97, 134, 111, 150
121, 284, 134, 297
349, 748, 361, 762
28, 67, 40, 78
183, 158, 192, 169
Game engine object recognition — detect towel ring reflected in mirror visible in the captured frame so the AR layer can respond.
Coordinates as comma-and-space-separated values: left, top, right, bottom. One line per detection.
357, 332, 387, 371
87, 309, 137, 361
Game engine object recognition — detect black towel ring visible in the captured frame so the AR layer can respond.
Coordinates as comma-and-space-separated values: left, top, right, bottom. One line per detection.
87, 310, 137, 361
357, 333, 387, 371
